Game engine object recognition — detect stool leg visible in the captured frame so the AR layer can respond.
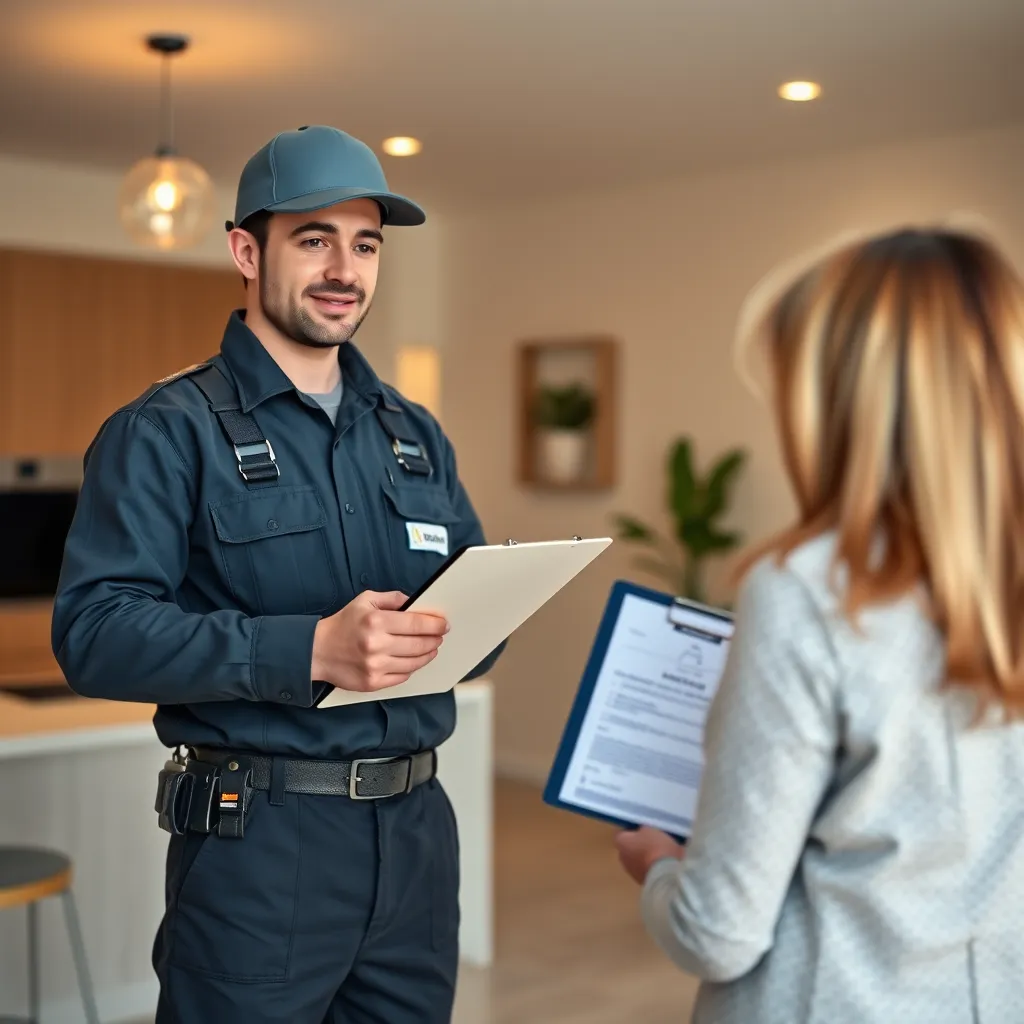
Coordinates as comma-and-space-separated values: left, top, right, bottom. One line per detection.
27, 902, 39, 1024
60, 890, 100, 1024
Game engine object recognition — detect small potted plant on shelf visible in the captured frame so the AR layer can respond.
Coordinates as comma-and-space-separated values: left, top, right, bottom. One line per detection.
532, 381, 595, 484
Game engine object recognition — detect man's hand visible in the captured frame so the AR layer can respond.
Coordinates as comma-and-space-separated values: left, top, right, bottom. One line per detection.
615, 826, 686, 885
311, 590, 449, 693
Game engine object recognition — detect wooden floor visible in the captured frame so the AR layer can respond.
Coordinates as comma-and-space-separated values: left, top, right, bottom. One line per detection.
452, 777, 700, 1024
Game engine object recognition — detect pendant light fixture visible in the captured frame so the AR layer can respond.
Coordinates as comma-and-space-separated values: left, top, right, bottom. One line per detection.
118, 33, 215, 251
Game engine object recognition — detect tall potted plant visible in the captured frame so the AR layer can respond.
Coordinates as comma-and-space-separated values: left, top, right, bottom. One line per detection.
532, 382, 595, 484
613, 436, 746, 604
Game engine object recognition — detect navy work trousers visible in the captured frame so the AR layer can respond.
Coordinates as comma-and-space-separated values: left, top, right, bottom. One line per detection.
152, 775, 461, 1023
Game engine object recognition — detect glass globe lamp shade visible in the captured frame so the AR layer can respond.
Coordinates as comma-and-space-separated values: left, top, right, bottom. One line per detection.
118, 154, 215, 251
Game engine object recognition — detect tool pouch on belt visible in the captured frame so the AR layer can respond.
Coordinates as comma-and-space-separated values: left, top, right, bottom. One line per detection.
216, 756, 255, 839
185, 759, 219, 835
155, 758, 194, 835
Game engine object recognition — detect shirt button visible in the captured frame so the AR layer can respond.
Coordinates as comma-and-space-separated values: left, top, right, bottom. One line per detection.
345, 503, 355, 514
360, 573, 370, 585
267, 519, 279, 531
280, 691, 292, 701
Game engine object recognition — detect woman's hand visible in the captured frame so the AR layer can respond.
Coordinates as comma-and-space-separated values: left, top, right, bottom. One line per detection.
615, 826, 686, 884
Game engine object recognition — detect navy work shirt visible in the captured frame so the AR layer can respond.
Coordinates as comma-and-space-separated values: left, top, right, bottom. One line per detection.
51, 310, 503, 759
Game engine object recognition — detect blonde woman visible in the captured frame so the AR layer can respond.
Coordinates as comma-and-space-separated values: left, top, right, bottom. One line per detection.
615, 225, 1024, 1022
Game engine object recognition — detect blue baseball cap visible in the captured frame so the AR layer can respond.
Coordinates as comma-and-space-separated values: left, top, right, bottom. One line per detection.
228, 125, 426, 230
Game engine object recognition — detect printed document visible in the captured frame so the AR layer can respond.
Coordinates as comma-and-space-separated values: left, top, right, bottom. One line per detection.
555, 593, 733, 835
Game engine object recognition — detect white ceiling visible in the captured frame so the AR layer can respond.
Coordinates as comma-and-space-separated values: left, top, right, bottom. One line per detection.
2, 0, 1023, 214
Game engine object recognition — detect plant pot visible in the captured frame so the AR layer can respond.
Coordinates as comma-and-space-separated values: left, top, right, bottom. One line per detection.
537, 428, 589, 484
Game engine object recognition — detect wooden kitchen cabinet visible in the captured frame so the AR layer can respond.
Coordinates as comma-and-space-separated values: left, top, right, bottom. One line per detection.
0, 246, 242, 455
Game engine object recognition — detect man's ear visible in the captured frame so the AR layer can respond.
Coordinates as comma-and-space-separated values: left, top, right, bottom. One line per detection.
227, 228, 260, 285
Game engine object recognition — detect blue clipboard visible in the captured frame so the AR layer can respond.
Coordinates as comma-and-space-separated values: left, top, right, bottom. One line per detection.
542, 578, 734, 843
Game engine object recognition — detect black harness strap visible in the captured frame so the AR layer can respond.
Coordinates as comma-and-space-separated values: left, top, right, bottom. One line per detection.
186, 364, 429, 486
375, 398, 432, 477
189, 363, 280, 485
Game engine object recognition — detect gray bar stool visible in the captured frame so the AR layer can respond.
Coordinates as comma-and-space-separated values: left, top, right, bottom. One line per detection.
0, 847, 100, 1024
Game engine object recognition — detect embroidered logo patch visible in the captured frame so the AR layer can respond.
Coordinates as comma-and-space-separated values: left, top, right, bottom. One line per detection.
406, 522, 449, 556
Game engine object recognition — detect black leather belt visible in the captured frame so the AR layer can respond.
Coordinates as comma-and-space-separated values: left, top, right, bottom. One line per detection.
188, 747, 437, 800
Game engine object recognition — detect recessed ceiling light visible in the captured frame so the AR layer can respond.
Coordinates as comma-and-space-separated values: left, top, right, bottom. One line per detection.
778, 80, 821, 102
382, 136, 422, 157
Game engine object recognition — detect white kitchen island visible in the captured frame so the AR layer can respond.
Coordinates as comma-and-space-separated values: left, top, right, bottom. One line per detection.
0, 681, 493, 1023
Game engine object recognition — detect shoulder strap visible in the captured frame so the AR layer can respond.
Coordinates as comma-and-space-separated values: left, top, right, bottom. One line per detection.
374, 393, 432, 478
136, 360, 212, 406
189, 363, 280, 485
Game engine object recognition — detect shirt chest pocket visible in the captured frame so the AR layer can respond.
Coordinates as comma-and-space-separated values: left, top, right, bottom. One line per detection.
381, 479, 463, 595
209, 485, 339, 617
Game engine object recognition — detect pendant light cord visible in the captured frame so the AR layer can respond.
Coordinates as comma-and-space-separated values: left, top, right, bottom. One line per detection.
145, 34, 187, 158
157, 53, 175, 157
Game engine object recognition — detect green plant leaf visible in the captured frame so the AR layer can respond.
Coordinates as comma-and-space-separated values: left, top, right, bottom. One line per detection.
669, 439, 698, 521
683, 557, 705, 602
703, 527, 742, 552
679, 520, 742, 557
613, 514, 657, 543
532, 382, 595, 429
704, 450, 746, 520
680, 518, 714, 557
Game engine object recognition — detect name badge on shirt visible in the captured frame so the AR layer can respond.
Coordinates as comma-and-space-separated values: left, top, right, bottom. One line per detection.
406, 522, 449, 557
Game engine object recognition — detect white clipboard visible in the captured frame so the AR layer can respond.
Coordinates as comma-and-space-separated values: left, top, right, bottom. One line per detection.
317, 535, 612, 707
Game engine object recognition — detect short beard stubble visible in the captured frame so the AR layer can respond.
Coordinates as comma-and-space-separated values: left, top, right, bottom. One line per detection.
258, 250, 370, 349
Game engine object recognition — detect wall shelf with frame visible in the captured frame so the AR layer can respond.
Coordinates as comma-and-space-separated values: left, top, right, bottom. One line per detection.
516, 335, 617, 491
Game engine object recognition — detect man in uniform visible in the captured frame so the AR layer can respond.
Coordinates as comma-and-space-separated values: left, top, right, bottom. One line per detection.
51, 125, 504, 1024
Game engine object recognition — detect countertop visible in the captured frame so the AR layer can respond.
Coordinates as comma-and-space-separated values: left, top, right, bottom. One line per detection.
0, 678, 158, 760
0, 677, 491, 762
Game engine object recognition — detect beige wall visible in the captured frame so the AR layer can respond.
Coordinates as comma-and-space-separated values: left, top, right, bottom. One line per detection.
438, 121, 1024, 782
0, 153, 236, 267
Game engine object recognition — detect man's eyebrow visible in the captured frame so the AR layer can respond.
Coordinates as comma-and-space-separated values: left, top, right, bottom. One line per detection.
288, 221, 338, 238
288, 223, 384, 245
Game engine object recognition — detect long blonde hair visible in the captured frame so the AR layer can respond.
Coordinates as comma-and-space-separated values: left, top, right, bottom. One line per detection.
737, 224, 1024, 714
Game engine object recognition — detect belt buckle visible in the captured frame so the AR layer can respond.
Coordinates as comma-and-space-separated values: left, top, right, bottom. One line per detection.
349, 756, 407, 799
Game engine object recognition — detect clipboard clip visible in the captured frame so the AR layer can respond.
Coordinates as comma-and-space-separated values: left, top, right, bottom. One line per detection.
668, 596, 715, 628
668, 598, 690, 628
668, 596, 732, 640
503, 535, 585, 546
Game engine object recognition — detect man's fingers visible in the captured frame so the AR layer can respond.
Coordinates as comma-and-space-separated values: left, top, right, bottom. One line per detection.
374, 609, 449, 637
391, 650, 440, 673
374, 634, 444, 658
366, 590, 409, 611
396, 611, 449, 636
358, 650, 441, 687
373, 673, 413, 690
371, 651, 439, 686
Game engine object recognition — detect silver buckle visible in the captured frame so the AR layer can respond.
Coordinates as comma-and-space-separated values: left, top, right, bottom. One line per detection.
234, 440, 280, 482
349, 756, 409, 799
392, 438, 418, 458
390, 438, 432, 477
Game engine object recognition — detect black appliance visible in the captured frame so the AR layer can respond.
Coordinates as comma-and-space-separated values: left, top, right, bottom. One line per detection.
0, 456, 81, 599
